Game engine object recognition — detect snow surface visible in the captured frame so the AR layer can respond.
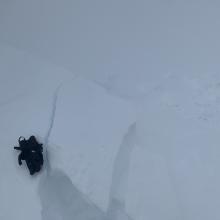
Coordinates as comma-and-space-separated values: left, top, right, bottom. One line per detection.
0, 43, 136, 220
2, 1, 220, 220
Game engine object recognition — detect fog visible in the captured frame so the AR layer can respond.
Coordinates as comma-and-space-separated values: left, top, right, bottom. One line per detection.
2, 0, 220, 79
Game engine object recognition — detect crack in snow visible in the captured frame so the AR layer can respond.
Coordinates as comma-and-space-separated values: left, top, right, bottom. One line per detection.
44, 85, 61, 147
43, 84, 62, 173
39, 77, 135, 220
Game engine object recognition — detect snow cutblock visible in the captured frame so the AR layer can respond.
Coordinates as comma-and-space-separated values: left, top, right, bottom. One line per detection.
49, 77, 136, 211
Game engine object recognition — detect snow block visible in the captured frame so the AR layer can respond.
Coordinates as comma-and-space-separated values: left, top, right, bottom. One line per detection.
49, 77, 136, 211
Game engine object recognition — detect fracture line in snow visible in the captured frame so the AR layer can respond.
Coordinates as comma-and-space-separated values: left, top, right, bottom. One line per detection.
43, 84, 61, 173
43, 76, 78, 174
44, 85, 61, 146
106, 123, 136, 220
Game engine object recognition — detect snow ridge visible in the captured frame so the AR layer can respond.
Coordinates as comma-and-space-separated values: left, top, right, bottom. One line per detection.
44, 85, 61, 147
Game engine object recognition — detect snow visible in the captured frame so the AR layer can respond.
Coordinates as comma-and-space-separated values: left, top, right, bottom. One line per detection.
0, 43, 136, 219
133, 73, 220, 220
0, 43, 73, 220
48, 77, 136, 211
39, 170, 105, 220
2, 1, 220, 220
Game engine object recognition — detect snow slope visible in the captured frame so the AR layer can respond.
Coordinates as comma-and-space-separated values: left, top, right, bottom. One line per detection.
0, 43, 136, 220
0, 43, 73, 220
2, 1, 220, 219
3, 41, 220, 220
